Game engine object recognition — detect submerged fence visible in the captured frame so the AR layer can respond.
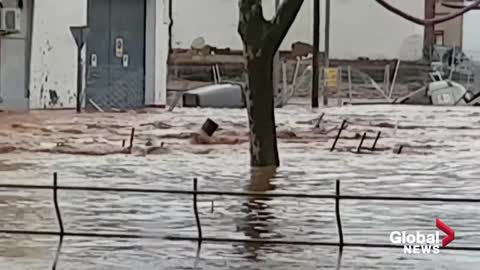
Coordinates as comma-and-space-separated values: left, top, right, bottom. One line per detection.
1, 173, 480, 269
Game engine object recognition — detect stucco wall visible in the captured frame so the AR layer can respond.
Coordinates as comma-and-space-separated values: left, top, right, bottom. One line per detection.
29, 0, 168, 110
463, 10, 480, 61
0, 0, 31, 112
435, 1, 463, 48
171, 0, 424, 60
29, 0, 87, 109
145, 0, 169, 106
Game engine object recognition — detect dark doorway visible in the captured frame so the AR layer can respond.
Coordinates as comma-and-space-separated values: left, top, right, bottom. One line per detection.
86, 0, 146, 110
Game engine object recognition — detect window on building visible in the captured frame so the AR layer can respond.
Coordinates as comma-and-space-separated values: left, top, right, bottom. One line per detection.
434, 31, 445, 45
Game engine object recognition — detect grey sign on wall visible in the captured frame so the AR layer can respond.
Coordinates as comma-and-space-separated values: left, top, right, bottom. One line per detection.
70, 26, 90, 49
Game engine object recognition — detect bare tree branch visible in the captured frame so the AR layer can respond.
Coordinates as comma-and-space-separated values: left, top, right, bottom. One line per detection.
442, 1, 480, 10
375, 0, 480, 25
238, 0, 304, 59
264, 0, 305, 54
238, 0, 270, 49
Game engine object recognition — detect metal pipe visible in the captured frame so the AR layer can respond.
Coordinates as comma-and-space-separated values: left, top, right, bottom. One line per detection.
0, 228, 478, 251
347, 65, 352, 103
323, 0, 331, 105
75, 45, 82, 113
52, 172, 64, 270
53, 172, 64, 235
52, 236, 63, 270
335, 180, 344, 248
314, 112, 325, 128
448, 45, 456, 80
129, 128, 135, 153
389, 60, 400, 100
164, 236, 480, 251
1, 183, 480, 202
212, 65, 218, 84
193, 178, 202, 243
312, 0, 320, 108
2, 174, 480, 254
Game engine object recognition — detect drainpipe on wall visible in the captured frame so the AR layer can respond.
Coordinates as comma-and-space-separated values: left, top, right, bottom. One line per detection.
0, 35, 2, 104
168, 0, 172, 53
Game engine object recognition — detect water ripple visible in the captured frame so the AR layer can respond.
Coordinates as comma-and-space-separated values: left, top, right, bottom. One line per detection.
1, 105, 480, 269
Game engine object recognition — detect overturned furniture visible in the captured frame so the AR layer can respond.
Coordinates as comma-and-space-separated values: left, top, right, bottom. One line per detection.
396, 80, 480, 106
182, 83, 245, 108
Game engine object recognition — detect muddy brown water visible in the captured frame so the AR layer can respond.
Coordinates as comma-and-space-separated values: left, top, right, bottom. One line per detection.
0, 104, 479, 269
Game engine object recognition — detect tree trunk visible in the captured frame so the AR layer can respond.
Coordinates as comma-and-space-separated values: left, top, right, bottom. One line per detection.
238, 0, 304, 167
423, 0, 435, 61
244, 54, 279, 167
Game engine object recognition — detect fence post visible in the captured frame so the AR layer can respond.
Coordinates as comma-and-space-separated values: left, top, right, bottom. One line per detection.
335, 180, 344, 249
356, 132, 367, 153
52, 235, 64, 270
52, 172, 64, 270
347, 65, 352, 103
129, 128, 135, 153
330, 120, 347, 152
314, 113, 325, 128
193, 178, 203, 243
53, 173, 64, 235
371, 131, 381, 151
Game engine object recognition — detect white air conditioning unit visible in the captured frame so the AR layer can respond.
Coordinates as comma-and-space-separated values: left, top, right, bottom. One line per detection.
0, 8, 21, 34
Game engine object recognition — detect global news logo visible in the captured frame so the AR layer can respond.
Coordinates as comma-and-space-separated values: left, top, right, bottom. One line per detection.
389, 218, 455, 254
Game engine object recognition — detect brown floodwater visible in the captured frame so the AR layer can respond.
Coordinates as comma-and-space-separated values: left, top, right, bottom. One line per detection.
0, 103, 479, 269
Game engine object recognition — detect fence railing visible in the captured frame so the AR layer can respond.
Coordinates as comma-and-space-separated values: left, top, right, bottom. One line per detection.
1, 172, 480, 269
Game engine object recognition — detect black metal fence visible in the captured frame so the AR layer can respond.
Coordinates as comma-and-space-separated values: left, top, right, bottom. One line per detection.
1, 172, 480, 269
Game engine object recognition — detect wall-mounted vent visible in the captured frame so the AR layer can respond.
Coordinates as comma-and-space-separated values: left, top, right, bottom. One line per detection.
0, 8, 21, 34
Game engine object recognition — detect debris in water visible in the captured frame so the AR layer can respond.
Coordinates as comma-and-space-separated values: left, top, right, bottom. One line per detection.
140, 121, 172, 129
146, 138, 153, 146
0, 144, 16, 154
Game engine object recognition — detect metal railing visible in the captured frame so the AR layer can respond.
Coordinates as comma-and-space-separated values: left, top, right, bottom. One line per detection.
1, 173, 480, 269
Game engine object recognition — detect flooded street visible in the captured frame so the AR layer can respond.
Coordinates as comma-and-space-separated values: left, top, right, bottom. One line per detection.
1, 103, 480, 269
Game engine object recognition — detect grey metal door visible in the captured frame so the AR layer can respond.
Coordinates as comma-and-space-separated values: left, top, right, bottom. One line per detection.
86, 0, 146, 110
0, 39, 30, 112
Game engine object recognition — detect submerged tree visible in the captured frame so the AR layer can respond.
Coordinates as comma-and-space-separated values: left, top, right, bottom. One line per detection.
238, 0, 304, 167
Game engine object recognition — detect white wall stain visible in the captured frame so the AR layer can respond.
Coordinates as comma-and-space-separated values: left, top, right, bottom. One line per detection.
29, 0, 168, 109
171, 0, 424, 60
29, 0, 87, 109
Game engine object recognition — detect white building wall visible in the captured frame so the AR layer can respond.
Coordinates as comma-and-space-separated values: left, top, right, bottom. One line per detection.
145, 0, 169, 106
29, 0, 87, 109
463, 10, 480, 61
29, 0, 169, 109
171, 0, 424, 60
